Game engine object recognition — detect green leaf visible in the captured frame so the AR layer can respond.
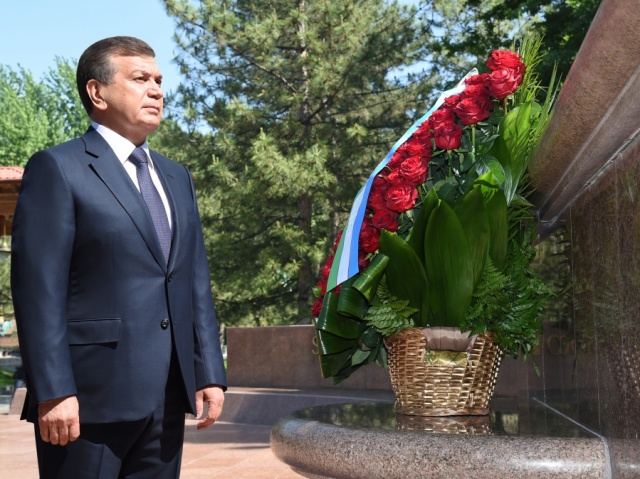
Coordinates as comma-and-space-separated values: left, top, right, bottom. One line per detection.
485, 189, 508, 271
360, 327, 382, 349
337, 277, 368, 320
352, 254, 389, 302
378, 229, 429, 326
315, 312, 365, 340
407, 188, 439, 267
321, 348, 358, 379
316, 329, 356, 355
433, 177, 459, 206
424, 200, 474, 327
454, 187, 490, 288
351, 348, 371, 366
484, 158, 506, 185
495, 102, 534, 203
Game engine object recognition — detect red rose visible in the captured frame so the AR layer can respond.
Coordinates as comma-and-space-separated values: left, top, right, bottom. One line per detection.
464, 73, 491, 89
433, 121, 463, 150
368, 178, 388, 213
411, 124, 434, 150
316, 277, 328, 296
400, 155, 428, 186
383, 167, 404, 186
442, 94, 460, 109
359, 218, 380, 253
397, 138, 429, 158
429, 107, 455, 128
487, 50, 524, 72
387, 150, 407, 169
454, 96, 493, 125
372, 176, 387, 189
332, 230, 343, 252
385, 184, 418, 213
487, 68, 521, 100
312, 296, 323, 317
371, 207, 399, 232
460, 83, 488, 100
321, 254, 334, 279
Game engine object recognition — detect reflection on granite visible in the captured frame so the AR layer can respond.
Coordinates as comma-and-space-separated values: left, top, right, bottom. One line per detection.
271, 401, 606, 479
288, 400, 595, 438
395, 413, 492, 434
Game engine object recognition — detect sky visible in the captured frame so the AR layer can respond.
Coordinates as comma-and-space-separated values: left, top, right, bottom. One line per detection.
0, 0, 183, 93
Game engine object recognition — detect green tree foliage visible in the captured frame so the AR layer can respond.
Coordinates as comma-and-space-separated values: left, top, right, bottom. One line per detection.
420, 0, 601, 87
0, 58, 86, 167
162, 0, 436, 325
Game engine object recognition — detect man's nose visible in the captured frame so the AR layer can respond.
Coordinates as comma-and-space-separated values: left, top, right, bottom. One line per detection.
149, 83, 163, 98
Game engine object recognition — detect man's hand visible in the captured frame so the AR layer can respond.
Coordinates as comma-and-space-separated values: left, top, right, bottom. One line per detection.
38, 395, 80, 446
195, 386, 225, 430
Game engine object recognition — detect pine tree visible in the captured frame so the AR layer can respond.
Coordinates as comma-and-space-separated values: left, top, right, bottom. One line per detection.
162, 0, 435, 324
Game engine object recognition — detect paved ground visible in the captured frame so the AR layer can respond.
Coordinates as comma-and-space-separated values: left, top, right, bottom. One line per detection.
0, 413, 302, 479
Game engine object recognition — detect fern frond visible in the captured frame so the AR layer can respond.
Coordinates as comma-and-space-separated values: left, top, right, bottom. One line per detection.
364, 278, 418, 336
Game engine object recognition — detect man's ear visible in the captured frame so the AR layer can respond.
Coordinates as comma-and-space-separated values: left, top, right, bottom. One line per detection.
86, 79, 108, 112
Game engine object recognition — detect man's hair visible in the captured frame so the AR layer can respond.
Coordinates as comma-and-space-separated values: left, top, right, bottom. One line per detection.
76, 36, 155, 115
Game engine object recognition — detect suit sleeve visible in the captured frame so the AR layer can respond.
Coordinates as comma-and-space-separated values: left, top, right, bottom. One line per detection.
11, 150, 77, 404
186, 167, 227, 391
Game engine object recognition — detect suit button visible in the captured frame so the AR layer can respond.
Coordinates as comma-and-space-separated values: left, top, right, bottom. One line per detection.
167, 274, 173, 283
161, 319, 169, 330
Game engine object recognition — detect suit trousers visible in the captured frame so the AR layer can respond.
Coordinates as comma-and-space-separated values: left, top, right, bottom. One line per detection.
34, 352, 187, 479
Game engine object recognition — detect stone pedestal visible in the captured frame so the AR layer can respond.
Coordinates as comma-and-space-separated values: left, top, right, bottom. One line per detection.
271, 401, 607, 479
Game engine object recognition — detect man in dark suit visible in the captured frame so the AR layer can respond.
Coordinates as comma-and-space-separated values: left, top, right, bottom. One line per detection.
11, 36, 227, 478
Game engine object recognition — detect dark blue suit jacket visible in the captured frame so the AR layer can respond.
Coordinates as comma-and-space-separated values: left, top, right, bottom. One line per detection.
11, 127, 227, 423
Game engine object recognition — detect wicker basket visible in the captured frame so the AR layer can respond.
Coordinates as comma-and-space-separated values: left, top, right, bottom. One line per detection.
385, 327, 503, 416
395, 413, 492, 434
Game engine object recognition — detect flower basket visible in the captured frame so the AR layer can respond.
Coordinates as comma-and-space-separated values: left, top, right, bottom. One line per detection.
385, 327, 503, 416
312, 40, 557, 413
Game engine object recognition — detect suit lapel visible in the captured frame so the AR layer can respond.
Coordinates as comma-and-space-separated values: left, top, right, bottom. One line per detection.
82, 129, 168, 271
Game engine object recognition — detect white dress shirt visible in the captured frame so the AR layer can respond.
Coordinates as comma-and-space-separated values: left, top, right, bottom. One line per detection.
92, 122, 172, 229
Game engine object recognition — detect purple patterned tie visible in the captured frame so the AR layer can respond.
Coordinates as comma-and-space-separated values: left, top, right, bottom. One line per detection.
129, 147, 171, 263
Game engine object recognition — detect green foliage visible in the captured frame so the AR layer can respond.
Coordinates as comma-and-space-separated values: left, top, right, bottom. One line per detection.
364, 279, 417, 336
0, 369, 14, 387
379, 229, 429, 326
0, 256, 11, 309
419, 0, 600, 90
424, 199, 475, 327
463, 223, 551, 359
0, 59, 86, 167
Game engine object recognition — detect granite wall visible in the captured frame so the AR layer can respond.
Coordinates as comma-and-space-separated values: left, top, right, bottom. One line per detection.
527, 0, 640, 476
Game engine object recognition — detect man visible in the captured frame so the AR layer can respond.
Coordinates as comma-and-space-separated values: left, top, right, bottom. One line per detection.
11, 36, 227, 478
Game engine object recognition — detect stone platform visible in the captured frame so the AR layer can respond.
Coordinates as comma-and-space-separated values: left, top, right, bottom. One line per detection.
270, 400, 609, 479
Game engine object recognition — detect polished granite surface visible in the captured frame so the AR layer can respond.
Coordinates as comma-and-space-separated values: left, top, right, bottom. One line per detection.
287, 400, 596, 438
271, 401, 606, 479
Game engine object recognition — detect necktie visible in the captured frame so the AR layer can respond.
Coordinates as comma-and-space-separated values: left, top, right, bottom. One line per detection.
128, 147, 171, 263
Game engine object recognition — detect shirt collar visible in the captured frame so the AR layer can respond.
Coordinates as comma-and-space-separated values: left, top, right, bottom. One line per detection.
91, 122, 155, 170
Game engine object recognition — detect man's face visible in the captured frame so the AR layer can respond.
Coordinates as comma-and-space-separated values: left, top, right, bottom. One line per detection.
96, 54, 163, 144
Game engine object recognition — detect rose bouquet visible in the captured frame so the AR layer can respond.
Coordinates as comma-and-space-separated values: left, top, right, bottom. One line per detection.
313, 38, 558, 383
